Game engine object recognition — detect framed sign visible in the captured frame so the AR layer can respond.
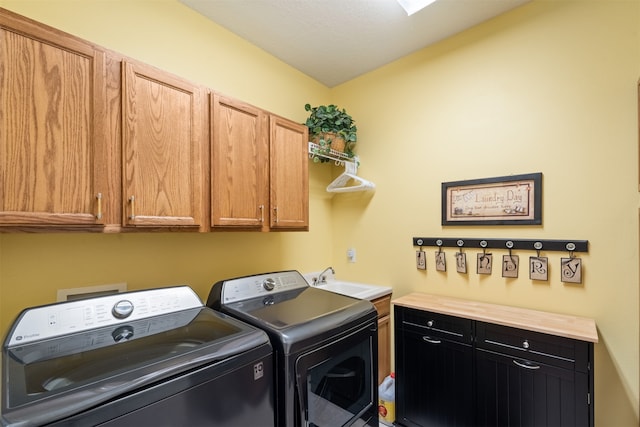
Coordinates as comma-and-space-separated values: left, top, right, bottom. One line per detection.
442, 173, 542, 226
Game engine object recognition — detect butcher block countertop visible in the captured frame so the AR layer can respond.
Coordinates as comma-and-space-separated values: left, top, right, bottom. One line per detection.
393, 293, 598, 343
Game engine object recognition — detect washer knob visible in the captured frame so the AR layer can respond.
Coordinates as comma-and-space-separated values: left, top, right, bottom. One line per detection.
112, 300, 134, 319
112, 325, 134, 342
262, 278, 276, 291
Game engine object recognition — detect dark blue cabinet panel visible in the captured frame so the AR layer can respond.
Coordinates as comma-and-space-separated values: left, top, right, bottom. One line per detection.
394, 306, 594, 427
476, 348, 590, 427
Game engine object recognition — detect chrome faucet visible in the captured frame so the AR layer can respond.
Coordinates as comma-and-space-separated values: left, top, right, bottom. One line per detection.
314, 266, 335, 286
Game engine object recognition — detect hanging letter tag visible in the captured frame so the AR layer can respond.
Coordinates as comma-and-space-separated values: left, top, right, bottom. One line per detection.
502, 255, 519, 278
435, 251, 446, 272
416, 250, 426, 270
477, 253, 493, 275
529, 256, 549, 281
561, 257, 582, 284
455, 252, 467, 274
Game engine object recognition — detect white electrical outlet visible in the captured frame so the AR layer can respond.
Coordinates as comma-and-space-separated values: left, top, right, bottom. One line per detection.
347, 248, 356, 263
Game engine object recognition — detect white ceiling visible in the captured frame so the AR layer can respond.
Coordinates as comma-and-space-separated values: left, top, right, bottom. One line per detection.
179, 0, 530, 87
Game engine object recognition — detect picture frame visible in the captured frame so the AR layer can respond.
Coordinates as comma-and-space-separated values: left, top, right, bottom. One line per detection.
442, 173, 542, 226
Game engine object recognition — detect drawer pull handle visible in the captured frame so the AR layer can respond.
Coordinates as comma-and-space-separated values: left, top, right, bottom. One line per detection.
513, 360, 540, 370
422, 336, 441, 344
426, 320, 434, 327
522, 340, 530, 349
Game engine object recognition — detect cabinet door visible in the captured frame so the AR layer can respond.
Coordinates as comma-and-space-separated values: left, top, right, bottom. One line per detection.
121, 61, 204, 228
396, 328, 474, 427
373, 295, 391, 385
269, 115, 308, 230
476, 348, 589, 427
0, 11, 106, 228
377, 313, 390, 385
211, 94, 268, 229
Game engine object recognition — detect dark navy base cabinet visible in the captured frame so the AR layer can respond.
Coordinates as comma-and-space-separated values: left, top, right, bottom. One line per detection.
394, 306, 594, 427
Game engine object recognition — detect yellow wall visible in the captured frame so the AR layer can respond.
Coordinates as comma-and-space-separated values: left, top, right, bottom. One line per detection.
1, 0, 638, 425
330, 0, 640, 425
0, 0, 334, 318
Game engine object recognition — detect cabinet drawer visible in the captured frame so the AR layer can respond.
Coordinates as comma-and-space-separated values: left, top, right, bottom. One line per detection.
476, 322, 591, 372
395, 306, 473, 345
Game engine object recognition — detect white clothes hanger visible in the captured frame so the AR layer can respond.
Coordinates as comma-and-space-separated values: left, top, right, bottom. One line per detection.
326, 160, 376, 193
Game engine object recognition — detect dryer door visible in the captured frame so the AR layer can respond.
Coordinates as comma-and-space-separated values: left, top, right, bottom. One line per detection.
295, 321, 378, 427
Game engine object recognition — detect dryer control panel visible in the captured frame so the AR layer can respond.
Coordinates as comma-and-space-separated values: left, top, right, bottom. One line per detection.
220, 270, 308, 304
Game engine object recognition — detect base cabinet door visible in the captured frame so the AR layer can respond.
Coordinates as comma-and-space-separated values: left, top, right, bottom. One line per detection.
395, 306, 474, 427
394, 305, 594, 427
476, 348, 589, 427
475, 320, 592, 427
372, 294, 392, 385
396, 330, 474, 427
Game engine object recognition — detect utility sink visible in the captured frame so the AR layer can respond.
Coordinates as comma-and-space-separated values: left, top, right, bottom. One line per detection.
316, 281, 391, 301
303, 271, 392, 300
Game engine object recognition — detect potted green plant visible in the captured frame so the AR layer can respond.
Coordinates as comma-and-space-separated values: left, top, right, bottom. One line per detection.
304, 103, 357, 163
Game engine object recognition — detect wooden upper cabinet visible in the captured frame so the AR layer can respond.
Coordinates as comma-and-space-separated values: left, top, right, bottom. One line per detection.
0, 10, 107, 228
269, 115, 309, 230
121, 60, 204, 229
211, 94, 268, 229
0, 9, 308, 233
210, 97, 308, 232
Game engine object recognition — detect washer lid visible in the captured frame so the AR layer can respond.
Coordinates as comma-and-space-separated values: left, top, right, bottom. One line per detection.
2, 306, 269, 427
226, 286, 365, 328
224, 286, 377, 353
209, 270, 377, 352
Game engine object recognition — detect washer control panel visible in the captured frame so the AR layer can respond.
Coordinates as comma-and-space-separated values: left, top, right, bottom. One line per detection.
221, 270, 308, 304
6, 286, 202, 346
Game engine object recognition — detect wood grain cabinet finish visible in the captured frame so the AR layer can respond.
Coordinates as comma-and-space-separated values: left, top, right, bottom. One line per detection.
372, 294, 392, 385
0, 10, 107, 229
211, 93, 309, 231
269, 115, 308, 230
0, 8, 308, 233
211, 94, 268, 229
121, 60, 205, 229
210, 98, 308, 231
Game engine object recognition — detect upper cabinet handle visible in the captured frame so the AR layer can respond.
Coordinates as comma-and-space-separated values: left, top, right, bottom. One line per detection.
96, 193, 103, 219
259, 205, 264, 223
273, 206, 278, 223
128, 195, 135, 220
